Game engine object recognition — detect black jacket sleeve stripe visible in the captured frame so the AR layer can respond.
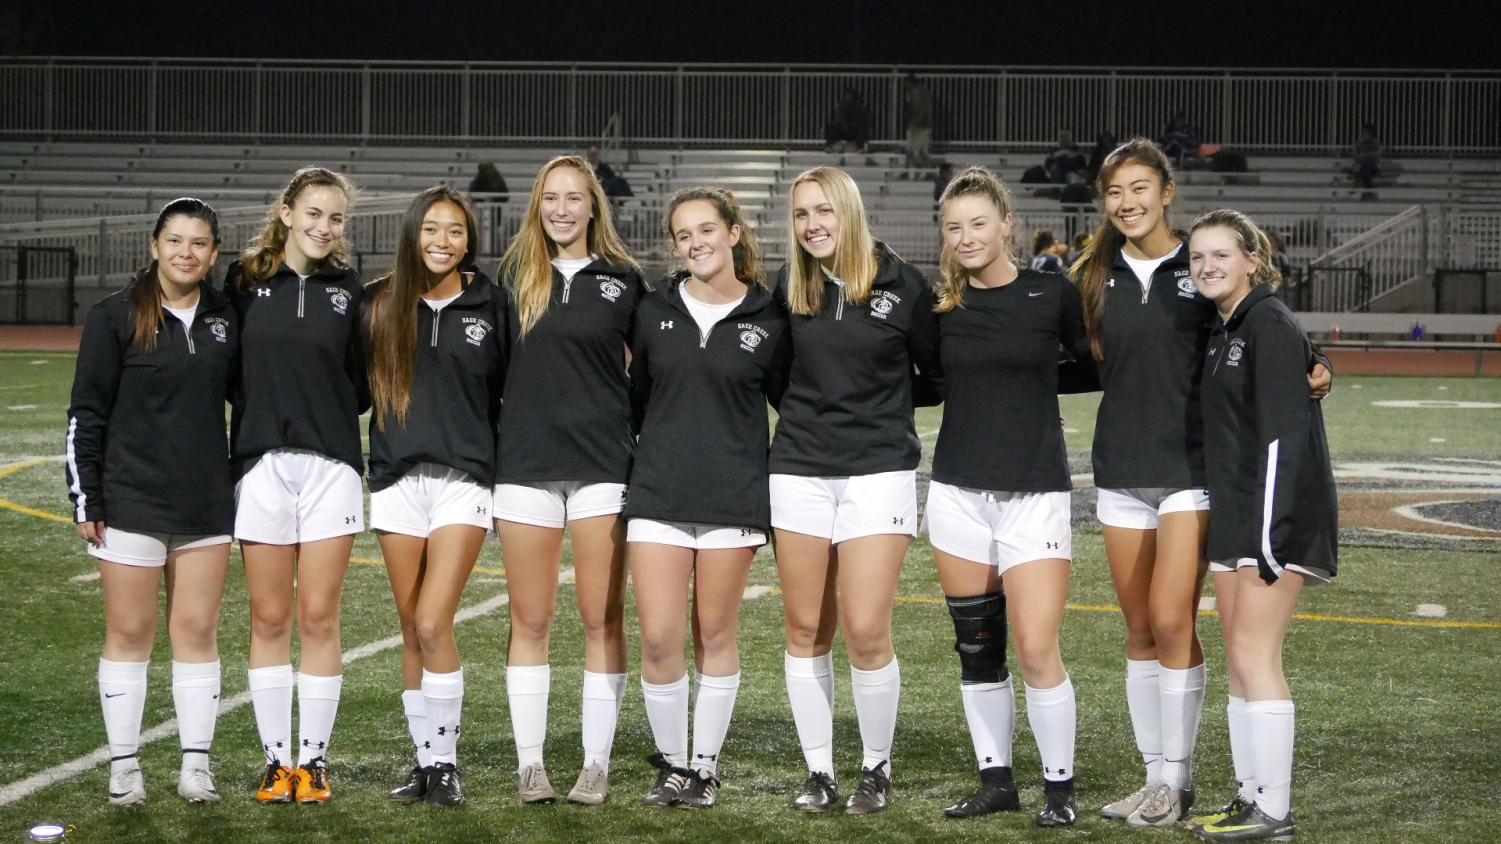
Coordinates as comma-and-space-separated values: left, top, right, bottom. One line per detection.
1252, 311, 1317, 576
65, 301, 125, 523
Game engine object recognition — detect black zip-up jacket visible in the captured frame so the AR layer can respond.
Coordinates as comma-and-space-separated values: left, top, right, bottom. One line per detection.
362, 271, 508, 493
625, 275, 792, 531
932, 269, 1095, 492
65, 283, 238, 534
497, 259, 644, 485
769, 243, 942, 477
1202, 286, 1338, 581
224, 259, 368, 478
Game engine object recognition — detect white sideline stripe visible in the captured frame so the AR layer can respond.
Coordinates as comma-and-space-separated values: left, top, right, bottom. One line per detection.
742, 585, 774, 600
917, 428, 939, 440
7, 405, 37, 411
1414, 603, 1448, 618
70, 571, 101, 584
1198, 596, 1217, 611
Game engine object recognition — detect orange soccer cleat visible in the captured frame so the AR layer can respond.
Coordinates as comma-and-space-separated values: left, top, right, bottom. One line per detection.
294, 760, 332, 804
256, 763, 296, 804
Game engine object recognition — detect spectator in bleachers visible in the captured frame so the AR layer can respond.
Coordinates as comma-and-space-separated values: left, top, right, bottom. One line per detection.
824, 87, 870, 153
1087, 131, 1118, 184
1045, 131, 1088, 184
587, 146, 634, 202
1159, 110, 1201, 167
1030, 229, 1067, 272
469, 162, 509, 203
1068, 232, 1090, 267
1351, 123, 1382, 190
934, 161, 956, 204
904, 74, 935, 170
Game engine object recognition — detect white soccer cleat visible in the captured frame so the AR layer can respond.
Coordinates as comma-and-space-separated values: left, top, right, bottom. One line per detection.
177, 766, 221, 804
108, 764, 146, 806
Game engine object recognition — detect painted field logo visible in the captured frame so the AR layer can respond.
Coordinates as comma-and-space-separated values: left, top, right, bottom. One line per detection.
599, 278, 624, 302
329, 290, 350, 314
1227, 338, 1245, 365
738, 322, 769, 352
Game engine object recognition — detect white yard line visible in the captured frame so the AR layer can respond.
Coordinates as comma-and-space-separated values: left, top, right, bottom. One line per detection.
1414, 604, 1448, 618
69, 571, 101, 584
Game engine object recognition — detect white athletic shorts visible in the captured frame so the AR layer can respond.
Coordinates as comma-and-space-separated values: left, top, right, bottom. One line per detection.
925, 482, 1072, 573
371, 463, 492, 538
492, 481, 628, 529
89, 529, 230, 568
1215, 557, 1331, 584
1096, 486, 1210, 530
769, 470, 918, 543
626, 518, 767, 550
234, 448, 365, 544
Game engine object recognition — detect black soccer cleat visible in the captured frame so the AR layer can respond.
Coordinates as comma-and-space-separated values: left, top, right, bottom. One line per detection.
1195, 803, 1295, 841
673, 769, 719, 809
423, 762, 464, 807
1035, 778, 1078, 828
640, 753, 692, 809
387, 765, 427, 805
844, 760, 892, 815
944, 766, 1020, 818
793, 771, 839, 813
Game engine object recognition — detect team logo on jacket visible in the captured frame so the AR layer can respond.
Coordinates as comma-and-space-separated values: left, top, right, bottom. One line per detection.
738, 323, 769, 353
1227, 338, 1246, 366
205, 316, 229, 342
869, 290, 901, 319
328, 289, 350, 314
462, 316, 492, 346
1175, 272, 1196, 298
598, 277, 624, 302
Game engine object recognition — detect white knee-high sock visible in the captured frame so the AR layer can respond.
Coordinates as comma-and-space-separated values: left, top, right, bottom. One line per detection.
1247, 699, 1295, 820
960, 678, 1014, 770
423, 668, 464, 765
581, 671, 626, 771
1227, 695, 1256, 802
641, 675, 689, 768
402, 689, 430, 767
691, 673, 741, 777
1125, 658, 1163, 784
296, 672, 343, 766
248, 664, 293, 766
172, 660, 220, 771
1025, 677, 1077, 782
506, 664, 550, 769
850, 658, 900, 773
1159, 664, 1206, 790
99, 658, 149, 775
784, 652, 835, 776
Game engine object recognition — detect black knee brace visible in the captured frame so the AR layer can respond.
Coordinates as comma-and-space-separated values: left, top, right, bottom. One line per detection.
946, 592, 1009, 684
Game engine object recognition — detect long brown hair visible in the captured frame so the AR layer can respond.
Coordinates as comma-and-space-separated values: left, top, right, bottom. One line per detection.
1189, 209, 1282, 289
785, 166, 879, 316
133, 197, 221, 350
935, 166, 1017, 314
1070, 138, 1177, 360
498, 155, 637, 337
367, 186, 479, 430
239, 167, 357, 287
665, 187, 767, 289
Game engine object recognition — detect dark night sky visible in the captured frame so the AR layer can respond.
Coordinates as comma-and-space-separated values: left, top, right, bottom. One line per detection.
5, 0, 1497, 69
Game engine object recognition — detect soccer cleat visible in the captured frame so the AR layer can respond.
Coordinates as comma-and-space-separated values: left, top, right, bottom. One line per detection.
566, 761, 609, 806
944, 766, 1019, 818
108, 763, 146, 806
1128, 781, 1192, 827
674, 769, 720, 809
1195, 804, 1295, 841
255, 763, 295, 804
1100, 783, 1150, 820
424, 762, 464, 807
177, 766, 220, 804
294, 759, 332, 804
843, 760, 892, 815
517, 762, 557, 804
1187, 795, 1254, 831
640, 753, 692, 808
1035, 779, 1078, 828
792, 771, 839, 813
387, 765, 428, 805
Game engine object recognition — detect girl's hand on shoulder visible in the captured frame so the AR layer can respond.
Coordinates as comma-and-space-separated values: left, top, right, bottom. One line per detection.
1307, 363, 1332, 400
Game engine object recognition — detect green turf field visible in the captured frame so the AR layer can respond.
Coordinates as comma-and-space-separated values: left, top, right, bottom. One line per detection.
0, 350, 1497, 842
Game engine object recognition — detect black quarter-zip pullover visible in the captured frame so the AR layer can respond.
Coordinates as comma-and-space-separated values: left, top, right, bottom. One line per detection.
497, 259, 643, 485
65, 283, 238, 534
625, 275, 792, 531
769, 243, 942, 477
1202, 285, 1338, 581
224, 259, 368, 479
363, 270, 508, 493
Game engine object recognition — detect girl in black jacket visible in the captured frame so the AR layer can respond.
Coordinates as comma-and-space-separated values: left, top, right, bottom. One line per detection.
627, 188, 791, 810
493, 156, 642, 806
66, 198, 235, 806
1071, 140, 1331, 827
363, 187, 507, 807
772, 166, 942, 815
1184, 210, 1336, 842
225, 167, 366, 805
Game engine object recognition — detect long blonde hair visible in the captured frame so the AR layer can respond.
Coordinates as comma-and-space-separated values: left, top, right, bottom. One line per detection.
1189, 209, 1282, 289
785, 166, 878, 316
239, 167, 357, 287
935, 166, 1018, 314
665, 187, 767, 289
499, 155, 637, 336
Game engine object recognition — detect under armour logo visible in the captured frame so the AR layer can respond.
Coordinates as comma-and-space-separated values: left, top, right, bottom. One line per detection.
696, 753, 717, 761
422, 740, 431, 749
739, 529, 752, 536
891, 516, 905, 525
660, 320, 674, 330
302, 739, 327, 749
1107, 278, 1116, 288
1046, 541, 1059, 549
476, 505, 487, 515
984, 756, 993, 763
255, 287, 272, 297
344, 515, 356, 524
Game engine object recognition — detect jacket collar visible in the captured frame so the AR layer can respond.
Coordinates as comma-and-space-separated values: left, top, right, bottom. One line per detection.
1110, 238, 1188, 274
663, 270, 771, 320
1221, 284, 1275, 330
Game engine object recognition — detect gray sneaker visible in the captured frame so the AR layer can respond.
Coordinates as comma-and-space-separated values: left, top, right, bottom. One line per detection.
517, 762, 557, 804
1101, 783, 1151, 820
566, 761, 609, 806
1129, 781, 1191, 827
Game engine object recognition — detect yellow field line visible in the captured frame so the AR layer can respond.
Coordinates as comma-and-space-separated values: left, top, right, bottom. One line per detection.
4, 457, 1496, 631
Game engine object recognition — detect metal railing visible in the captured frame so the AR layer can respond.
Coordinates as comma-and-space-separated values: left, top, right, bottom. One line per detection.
1, 245, 77, 324
3, 59, 1498, 154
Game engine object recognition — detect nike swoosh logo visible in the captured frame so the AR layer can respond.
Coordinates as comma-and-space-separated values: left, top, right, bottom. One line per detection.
104, 692, 125, 698
1029, 291, 1044, 297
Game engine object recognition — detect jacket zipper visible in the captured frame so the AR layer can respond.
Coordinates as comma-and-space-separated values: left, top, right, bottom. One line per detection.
431, 310, 441, 347
297, 276, 306, 318
1141, 276, 1151, 305
183, 316, 196, 355
561, 275, 573, 304
834, 296, 844, 321
699, 323, 715, 349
